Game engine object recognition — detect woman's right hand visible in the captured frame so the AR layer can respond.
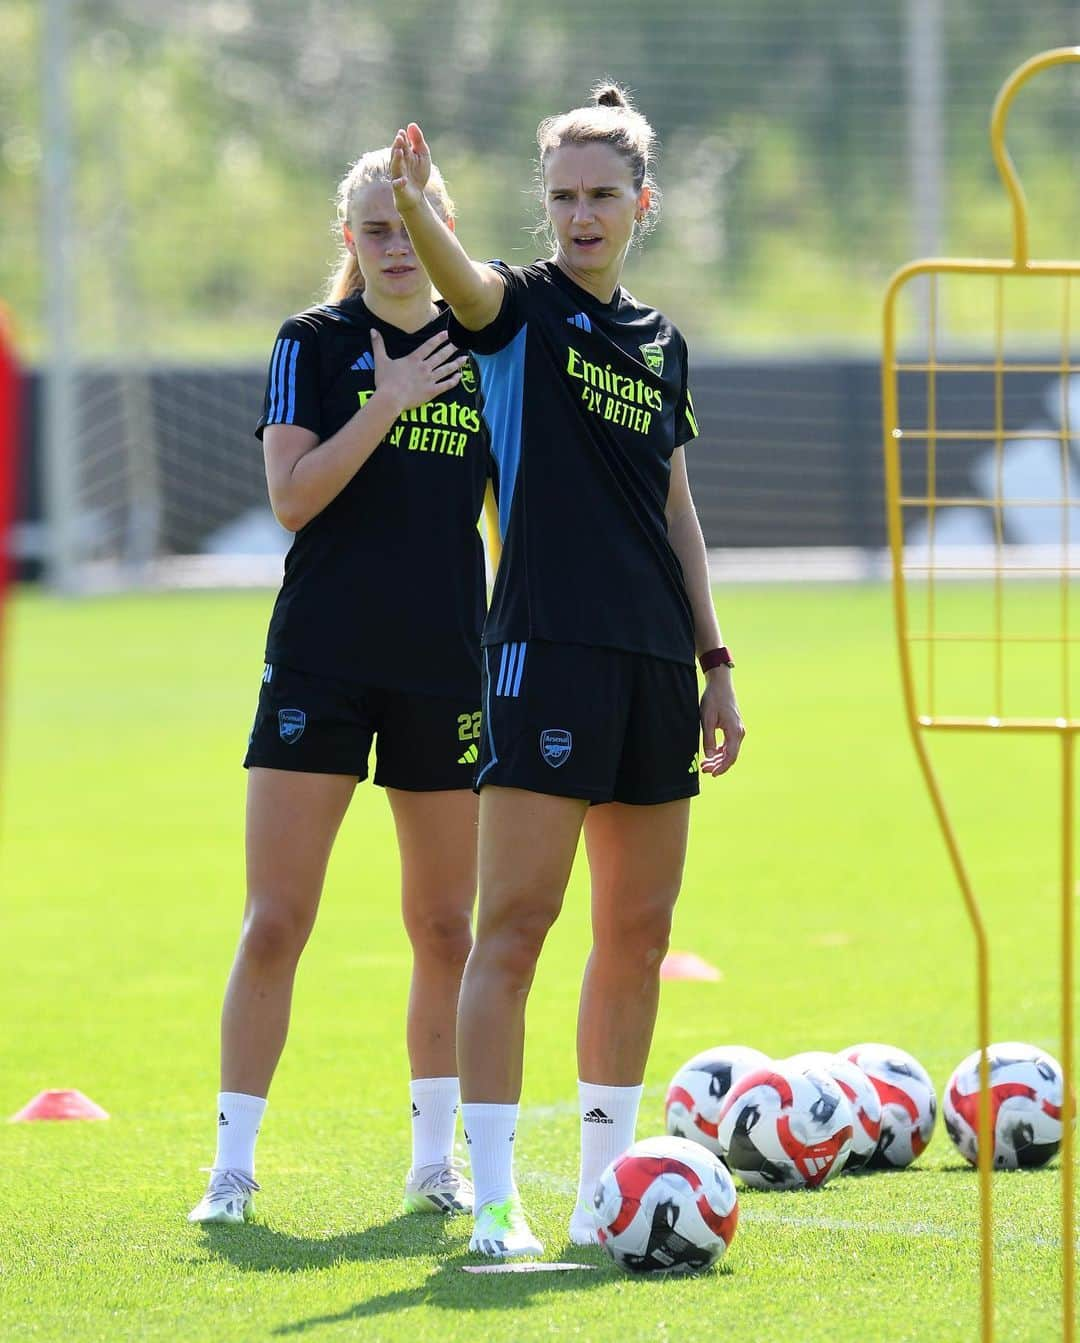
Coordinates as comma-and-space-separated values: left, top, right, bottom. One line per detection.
390, 123, 431, 214
370, 327, 464, 415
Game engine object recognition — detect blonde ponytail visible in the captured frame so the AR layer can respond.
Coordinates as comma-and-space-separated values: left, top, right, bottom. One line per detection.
328, 249, 364, 302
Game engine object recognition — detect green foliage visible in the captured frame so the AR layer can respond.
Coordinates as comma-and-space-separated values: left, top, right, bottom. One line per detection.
2, 1, 1078, 357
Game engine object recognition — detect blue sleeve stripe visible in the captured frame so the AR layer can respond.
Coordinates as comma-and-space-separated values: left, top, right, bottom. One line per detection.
285, 340, 299, 424
267, 338, 299, 424
267, 339, 285, 422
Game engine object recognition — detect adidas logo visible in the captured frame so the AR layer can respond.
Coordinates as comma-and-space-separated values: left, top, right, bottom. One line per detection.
458, 743, 478, 765
351, 351, 375, 372
689, 757, 699, 774
218, 1112, 229, 1127
583, 1108, 613, 1124
412, 1102, 420, 1117
566, 312, 592, 333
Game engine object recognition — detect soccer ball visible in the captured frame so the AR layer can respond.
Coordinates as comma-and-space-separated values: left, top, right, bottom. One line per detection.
943, 1041, 1066, 1170
842, 1043, 937, 1168
782, 1052, 883, 1172
716, 1063, 854, 1190
665, 1045, 772, 1157
593, 1135, 739, 1275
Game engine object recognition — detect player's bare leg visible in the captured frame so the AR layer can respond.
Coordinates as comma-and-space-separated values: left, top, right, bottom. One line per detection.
189, 767, 354, 1225
222, 767, 356, 1094
459, 787, 586, 1099
388, 786, 478, 1214
458, 786, 587, 1255
569, 798, 690, 1242
579, 798, 689, 1081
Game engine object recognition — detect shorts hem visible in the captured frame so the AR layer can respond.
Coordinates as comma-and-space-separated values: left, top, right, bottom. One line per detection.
373, 773, 476, 793
474, 775, 613, 803
606, 781, 701, 807
243, 754, 368, 780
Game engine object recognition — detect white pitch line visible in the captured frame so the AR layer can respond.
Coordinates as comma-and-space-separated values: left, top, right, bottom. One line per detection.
740, 1209, 1062, 1249
513, 1173, 1065, 1249
512, 1104, 1069, 1252
519, 1102, 579, 1121
519, 1172, 577, 1196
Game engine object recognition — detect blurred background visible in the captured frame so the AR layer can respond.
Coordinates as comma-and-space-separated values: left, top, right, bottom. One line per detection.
3, 0, 1079, 589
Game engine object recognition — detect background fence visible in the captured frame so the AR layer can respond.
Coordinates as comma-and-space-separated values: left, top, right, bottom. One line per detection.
2, 0, 1078, 586
13, 356, 1078, 580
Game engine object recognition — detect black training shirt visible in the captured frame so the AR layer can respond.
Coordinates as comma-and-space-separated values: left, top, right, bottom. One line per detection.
447, 260, 698, 665
255, 294, 489, 698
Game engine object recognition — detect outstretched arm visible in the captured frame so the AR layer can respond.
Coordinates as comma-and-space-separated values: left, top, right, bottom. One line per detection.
391, 124, 504, 332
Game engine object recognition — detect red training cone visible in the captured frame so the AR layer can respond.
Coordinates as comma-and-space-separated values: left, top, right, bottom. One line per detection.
660, 951, 722, 982
9, 1089, 109, 1122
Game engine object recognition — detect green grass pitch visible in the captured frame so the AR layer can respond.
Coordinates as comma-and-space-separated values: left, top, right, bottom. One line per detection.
0, 583, 1074, 1342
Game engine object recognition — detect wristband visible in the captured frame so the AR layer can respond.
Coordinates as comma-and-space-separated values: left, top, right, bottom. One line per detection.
699, 646, 734, 672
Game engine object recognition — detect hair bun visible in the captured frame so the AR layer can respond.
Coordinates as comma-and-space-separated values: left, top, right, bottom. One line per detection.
592, 82, 629, 110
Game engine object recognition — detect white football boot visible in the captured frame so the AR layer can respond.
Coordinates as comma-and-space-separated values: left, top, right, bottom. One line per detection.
403, 1159, 474, 1215
468, 1197, 544, 1258
187, 1169, 259, 1225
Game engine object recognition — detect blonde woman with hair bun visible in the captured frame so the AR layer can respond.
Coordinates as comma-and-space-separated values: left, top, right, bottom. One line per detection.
391, 84, 745, 1260
188, 147, 492, 1227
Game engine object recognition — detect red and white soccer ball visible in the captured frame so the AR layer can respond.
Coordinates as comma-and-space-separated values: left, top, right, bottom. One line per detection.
943, 1041, 1066, 1170
593, 1135, 739, 1275
782, 1051, 883, 1172
716, 1063, 854, 1190
665, 1045, 772, 1158
842, 1043, 937, 1168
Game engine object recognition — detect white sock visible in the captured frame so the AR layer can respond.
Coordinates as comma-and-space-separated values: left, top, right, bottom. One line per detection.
574, 1080, 643, 1216
212, 1091, 267, 1179
461, 1102, 518, 1211
409, 1077, 460, 1170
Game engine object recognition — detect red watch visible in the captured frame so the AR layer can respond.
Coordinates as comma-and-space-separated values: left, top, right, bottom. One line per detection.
699, 646, 734, 672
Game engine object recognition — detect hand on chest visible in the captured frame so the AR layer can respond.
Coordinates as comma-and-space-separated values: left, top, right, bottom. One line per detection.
339, 347, 481, 460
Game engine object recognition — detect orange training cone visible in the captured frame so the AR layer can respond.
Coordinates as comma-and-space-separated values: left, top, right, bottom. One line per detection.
660, 951, 722, 982
10, 1090, 109, 1122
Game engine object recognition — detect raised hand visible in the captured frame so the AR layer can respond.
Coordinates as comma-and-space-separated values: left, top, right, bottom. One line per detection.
370, 327, 464, 415
390, 122, 431, 214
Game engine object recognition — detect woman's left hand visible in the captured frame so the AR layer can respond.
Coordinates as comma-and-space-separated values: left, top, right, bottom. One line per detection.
700, 673, 745, 777
390, 122, 431, 214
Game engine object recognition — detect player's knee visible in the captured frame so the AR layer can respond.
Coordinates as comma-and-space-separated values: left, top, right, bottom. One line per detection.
477, 905, 559, 983
239, 904, 313, 968
601, 902, 674, 968
405, 907, 473, 967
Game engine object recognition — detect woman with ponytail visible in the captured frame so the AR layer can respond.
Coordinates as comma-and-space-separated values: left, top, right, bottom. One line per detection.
188, 149, 490, 1225
390, 84, 745, 1259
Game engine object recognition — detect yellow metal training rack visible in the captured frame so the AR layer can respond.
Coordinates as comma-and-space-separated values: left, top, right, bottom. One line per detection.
881, 46, 1078, 1343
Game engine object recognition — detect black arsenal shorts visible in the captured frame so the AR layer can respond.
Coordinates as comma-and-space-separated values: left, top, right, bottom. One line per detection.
244, 663, 482, 791
475, 641, 701, 805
